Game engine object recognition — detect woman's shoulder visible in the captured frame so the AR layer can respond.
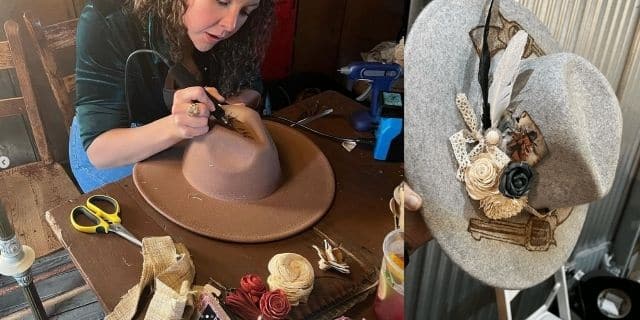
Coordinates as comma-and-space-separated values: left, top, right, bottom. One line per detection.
77, 0, 145, 67
81, 0, 130, 22
78, 0, 142, 47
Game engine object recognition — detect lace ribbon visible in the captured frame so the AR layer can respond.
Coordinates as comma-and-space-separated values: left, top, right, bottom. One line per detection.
450, 93, 510, 181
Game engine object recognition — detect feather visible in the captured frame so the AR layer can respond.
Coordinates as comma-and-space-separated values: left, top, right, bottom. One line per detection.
479, 0, 494, 131
488, 30, 528, 128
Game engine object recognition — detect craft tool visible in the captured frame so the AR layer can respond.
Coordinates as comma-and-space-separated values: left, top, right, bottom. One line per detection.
70, 195, 142, 248
168, 62, 231, 126
338, 61, 402, 132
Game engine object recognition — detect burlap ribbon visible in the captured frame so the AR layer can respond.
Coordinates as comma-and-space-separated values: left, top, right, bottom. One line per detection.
106, 236, 195, 320
450, 93, 510, 181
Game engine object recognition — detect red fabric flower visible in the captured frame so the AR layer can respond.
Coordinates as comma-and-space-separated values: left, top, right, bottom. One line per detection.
224, 289, 261, 320
240, 274, 267, 304
259, 289, 291, 320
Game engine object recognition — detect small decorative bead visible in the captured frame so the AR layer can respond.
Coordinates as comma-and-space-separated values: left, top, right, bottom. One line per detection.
486, 129, 501, 146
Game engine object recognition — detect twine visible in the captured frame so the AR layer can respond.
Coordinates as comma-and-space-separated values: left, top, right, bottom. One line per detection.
105, 236, 195, 320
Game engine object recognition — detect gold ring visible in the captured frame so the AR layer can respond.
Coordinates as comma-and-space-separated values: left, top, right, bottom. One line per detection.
187, 102, 199, 117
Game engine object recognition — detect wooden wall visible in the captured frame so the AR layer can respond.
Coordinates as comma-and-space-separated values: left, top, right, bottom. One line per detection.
293, 0, 406, 75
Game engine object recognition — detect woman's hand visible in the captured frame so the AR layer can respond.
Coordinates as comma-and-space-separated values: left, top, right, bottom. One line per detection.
169, 86, 226, 139
86, 86, 227, 168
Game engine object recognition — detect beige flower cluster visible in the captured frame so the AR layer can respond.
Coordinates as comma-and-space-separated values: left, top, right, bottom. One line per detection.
480, 194, 526, 220
464, 154, 500, 200
464, 153, 527, 219
267, 253, 315, 306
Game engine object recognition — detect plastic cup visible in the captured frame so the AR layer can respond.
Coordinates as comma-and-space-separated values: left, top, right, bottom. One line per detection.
373, 229, 404, 320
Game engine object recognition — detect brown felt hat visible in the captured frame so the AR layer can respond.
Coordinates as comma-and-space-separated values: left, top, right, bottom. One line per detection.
133, 105, 335, 243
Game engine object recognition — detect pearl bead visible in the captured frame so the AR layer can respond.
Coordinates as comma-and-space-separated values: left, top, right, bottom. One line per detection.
486, 129, 501, 146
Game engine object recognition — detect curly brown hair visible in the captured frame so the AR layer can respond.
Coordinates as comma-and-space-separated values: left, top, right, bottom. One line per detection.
126, 0, 274, 96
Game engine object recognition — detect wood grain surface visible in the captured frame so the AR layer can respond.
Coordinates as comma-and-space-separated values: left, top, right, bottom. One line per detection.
46, 91, 402, 318
1, 162, 79, 257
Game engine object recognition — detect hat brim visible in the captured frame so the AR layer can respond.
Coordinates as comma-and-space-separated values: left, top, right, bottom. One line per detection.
405, 0, 592, 289
132, 121, 335, 243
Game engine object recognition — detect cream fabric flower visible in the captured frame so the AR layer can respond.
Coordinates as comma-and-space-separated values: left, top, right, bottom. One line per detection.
480, 194, 527, 220
464, 153, 501, 200
267, 253, 314, 306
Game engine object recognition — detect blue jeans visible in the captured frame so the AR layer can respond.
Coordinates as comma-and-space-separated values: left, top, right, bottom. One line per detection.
69, 117, 133, 193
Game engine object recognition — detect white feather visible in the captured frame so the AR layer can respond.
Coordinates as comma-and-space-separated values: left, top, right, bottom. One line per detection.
488, 30, 528, 128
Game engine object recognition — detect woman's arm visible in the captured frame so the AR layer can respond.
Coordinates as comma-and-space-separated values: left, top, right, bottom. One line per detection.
86, 117, 179, 168
86, 86, 221, 168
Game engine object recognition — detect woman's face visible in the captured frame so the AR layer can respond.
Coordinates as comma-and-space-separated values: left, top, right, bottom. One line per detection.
183, 0, 260, 52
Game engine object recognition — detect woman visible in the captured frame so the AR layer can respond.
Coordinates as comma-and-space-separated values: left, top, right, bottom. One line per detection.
70, 0, 274, 192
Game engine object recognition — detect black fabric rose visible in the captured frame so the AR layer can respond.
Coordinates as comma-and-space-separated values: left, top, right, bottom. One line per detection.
499, 162, 534, 198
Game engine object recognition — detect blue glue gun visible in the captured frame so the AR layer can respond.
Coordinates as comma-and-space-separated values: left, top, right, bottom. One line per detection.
338, 62, 402, 132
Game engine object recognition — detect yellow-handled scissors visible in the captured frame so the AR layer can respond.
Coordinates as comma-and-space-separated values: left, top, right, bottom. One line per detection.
70, 195, 142, 248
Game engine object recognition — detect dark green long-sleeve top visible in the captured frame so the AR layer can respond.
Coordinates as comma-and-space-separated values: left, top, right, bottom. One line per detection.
75, 0, 262, 151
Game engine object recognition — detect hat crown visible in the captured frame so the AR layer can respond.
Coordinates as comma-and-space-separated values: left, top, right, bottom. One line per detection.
182, 106, 282, 201
515, 53, 621, 209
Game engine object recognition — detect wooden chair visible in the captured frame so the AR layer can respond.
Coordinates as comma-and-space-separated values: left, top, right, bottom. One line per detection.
0, 20, 79, 258
22, 12, 78, 131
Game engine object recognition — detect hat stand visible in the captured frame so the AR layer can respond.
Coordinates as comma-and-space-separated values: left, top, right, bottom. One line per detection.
496, 265, 571, 320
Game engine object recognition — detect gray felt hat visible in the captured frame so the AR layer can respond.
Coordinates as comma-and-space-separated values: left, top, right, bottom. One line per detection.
405, 0, 622, 289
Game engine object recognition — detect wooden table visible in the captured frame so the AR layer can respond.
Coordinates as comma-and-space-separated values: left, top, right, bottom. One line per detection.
45, 91, 402, 319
